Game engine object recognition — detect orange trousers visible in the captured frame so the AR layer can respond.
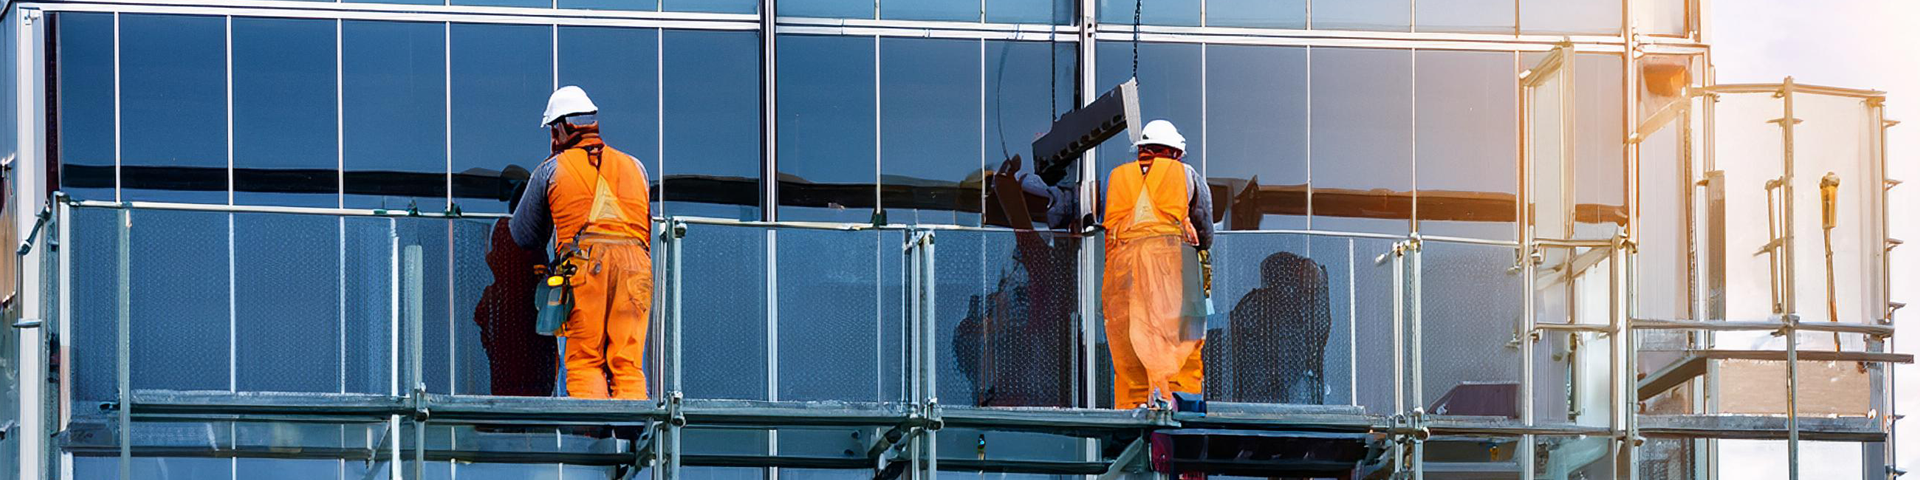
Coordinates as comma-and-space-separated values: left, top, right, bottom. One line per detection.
1103, 235, 1205, 408
562, 242, 652, 400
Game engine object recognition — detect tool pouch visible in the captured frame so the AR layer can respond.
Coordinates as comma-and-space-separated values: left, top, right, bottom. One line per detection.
534, 261, 576, 337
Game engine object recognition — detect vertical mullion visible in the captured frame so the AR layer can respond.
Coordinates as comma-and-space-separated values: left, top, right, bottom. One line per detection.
112, 13, 121, 202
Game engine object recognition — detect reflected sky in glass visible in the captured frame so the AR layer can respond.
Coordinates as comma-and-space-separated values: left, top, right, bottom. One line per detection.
233, 17, 338, 208
120, 14, 227, 204
986, 0, 1071, 24
782, 0, 875, 19
663, 30, 761, 220
450, 23, 553, 214
880, 37, 981, 226
1415, 50, 1516, 240
1417, 0, 1517, 33
883, 0, 979, 21
1094, 41, 1203, 185
1205, 44, 1308, 230
1312, 0, 1411, 31
1311, 47, 1412, 235
558, 25, 660, 209
776, 34, 876, 223
343, 20, 447, 210
666, 0, 759, 13
55, 13, 115, 201
1520, 0, 1622, 35
1098, 0, 1200, 26
1205, 0, 1306, 29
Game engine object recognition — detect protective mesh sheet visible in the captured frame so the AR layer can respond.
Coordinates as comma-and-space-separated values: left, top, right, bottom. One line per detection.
1419, 242, 1522, 417
935, 230, 1081, 408
775, 229, 906, 403
1637, 437, 1695, 480
126, 209, 231, 392
69, 206, 122, 402
1203, 233, 1328, 405
1420, 435, 1522, 476
234, 213, 342, 393
394, 217, 452, 395
678, 223, 768, 400
451, 218, 563, 398
342, 217, 396, 395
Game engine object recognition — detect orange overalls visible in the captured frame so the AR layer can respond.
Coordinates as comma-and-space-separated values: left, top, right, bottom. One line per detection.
1103, 156, 1205, 408
547, 136, 653, 400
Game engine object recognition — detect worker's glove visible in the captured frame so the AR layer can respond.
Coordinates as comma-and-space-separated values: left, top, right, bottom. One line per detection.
1198, 249, 1212, 298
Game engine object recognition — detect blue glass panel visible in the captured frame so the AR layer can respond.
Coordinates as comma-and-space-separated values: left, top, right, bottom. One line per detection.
1420, 242, 1522, 409
1204, 0, 1306, 29
775, 34, 875, 223
1093, 41, 1202, 196
1310, 47, 1412, 235
1097, 0, 1201, 27
1416, 0, 1516, 34
1311, 0, 1410, 31
558, 26, 660, 212
76, 457, 232, 479
662, 30, 761, 220
347, 0, 438, 5
665, 0, 758, 13
781, 0, 875, 19
453, 0, 549, 7
1204, 44, 1308, 231
450, 23, 552, 215
882, 0, 979, 21
235, 214, 342, 393
237, 459, 340, 479
985, 0, 1071, 24
879, 37, 980, 226
1415, 50, 1516, 240
561, 0, 660, 10
342, 20, 447, 211
120, 14, 227, 204
679, 225, 767, 400
129, 210, 230, 391
233, 18, 339, 208
56, 13, 115, 201
1520, 0, 1621, 35
344, 217, 396, 394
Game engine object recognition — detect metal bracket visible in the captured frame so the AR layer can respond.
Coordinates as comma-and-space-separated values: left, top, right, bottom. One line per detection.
10, 317, 40, 329
665, 391, 685, 428
408, 384, 430, 423
1096, 436, 1149, 480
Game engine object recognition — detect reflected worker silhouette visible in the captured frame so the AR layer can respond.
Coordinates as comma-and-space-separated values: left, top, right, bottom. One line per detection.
1224, 251, 1331, 404
471, 164, 558, 397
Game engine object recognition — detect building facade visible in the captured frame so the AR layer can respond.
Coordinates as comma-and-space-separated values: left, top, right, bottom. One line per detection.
0, 0, 1901, 479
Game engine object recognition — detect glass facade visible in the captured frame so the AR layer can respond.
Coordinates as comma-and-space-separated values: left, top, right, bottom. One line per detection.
4, 1, 1896, 480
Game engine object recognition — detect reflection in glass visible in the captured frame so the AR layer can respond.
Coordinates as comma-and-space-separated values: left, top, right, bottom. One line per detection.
775, 230, 906, 402
985, 0, 1071, 24
679, 225, 767, 400
1311, 47, 1412, 235
1416, 0, 1516, 34
233, 18, 339, 208
1311, 0, 1410, 31
1205, 45, 1307, 231
561, 0, 661, 11
665, 0, 758, 13
1415, 50, 1516, 240
935, 230, 1081, 407
1097, 0, 1200, 27
1636, 0, 1687, 36
781, 0, 876, 19
1420, 242, 1522, 415
450, 23, 552, 215
1520, 0, 1622, 35
121, 14, 227, 203
776, 34, 876, 223
1203, 0, 1306, 29
880, 37, 981, 226
883, 0, 980, 21
343, 20, 447, 210
663, 30, 762, 220
56, 13, 116, 201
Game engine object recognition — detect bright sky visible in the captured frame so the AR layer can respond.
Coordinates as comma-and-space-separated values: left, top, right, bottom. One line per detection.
1711, 0, 1920, 476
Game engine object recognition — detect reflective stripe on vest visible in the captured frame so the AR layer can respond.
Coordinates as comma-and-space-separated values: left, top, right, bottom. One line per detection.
1104, 157, 1190, 241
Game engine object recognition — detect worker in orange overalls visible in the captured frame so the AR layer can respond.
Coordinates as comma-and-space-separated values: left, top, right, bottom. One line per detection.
511, 86, 654, 400
1103, 119, 1214, 408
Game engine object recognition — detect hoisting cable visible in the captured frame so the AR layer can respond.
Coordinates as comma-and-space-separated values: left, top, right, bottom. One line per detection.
1132, 0, 1142, 81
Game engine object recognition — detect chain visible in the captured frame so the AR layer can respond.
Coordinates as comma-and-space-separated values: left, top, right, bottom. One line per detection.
1132, 0, 1142, 80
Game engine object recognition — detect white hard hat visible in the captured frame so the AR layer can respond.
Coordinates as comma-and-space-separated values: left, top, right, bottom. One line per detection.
1134, 119, 1186, 153
540, 86, 600, 127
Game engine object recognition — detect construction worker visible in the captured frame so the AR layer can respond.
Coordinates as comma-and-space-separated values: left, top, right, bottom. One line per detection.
1103, 119, 1213, 408
511, 86, 654, 400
